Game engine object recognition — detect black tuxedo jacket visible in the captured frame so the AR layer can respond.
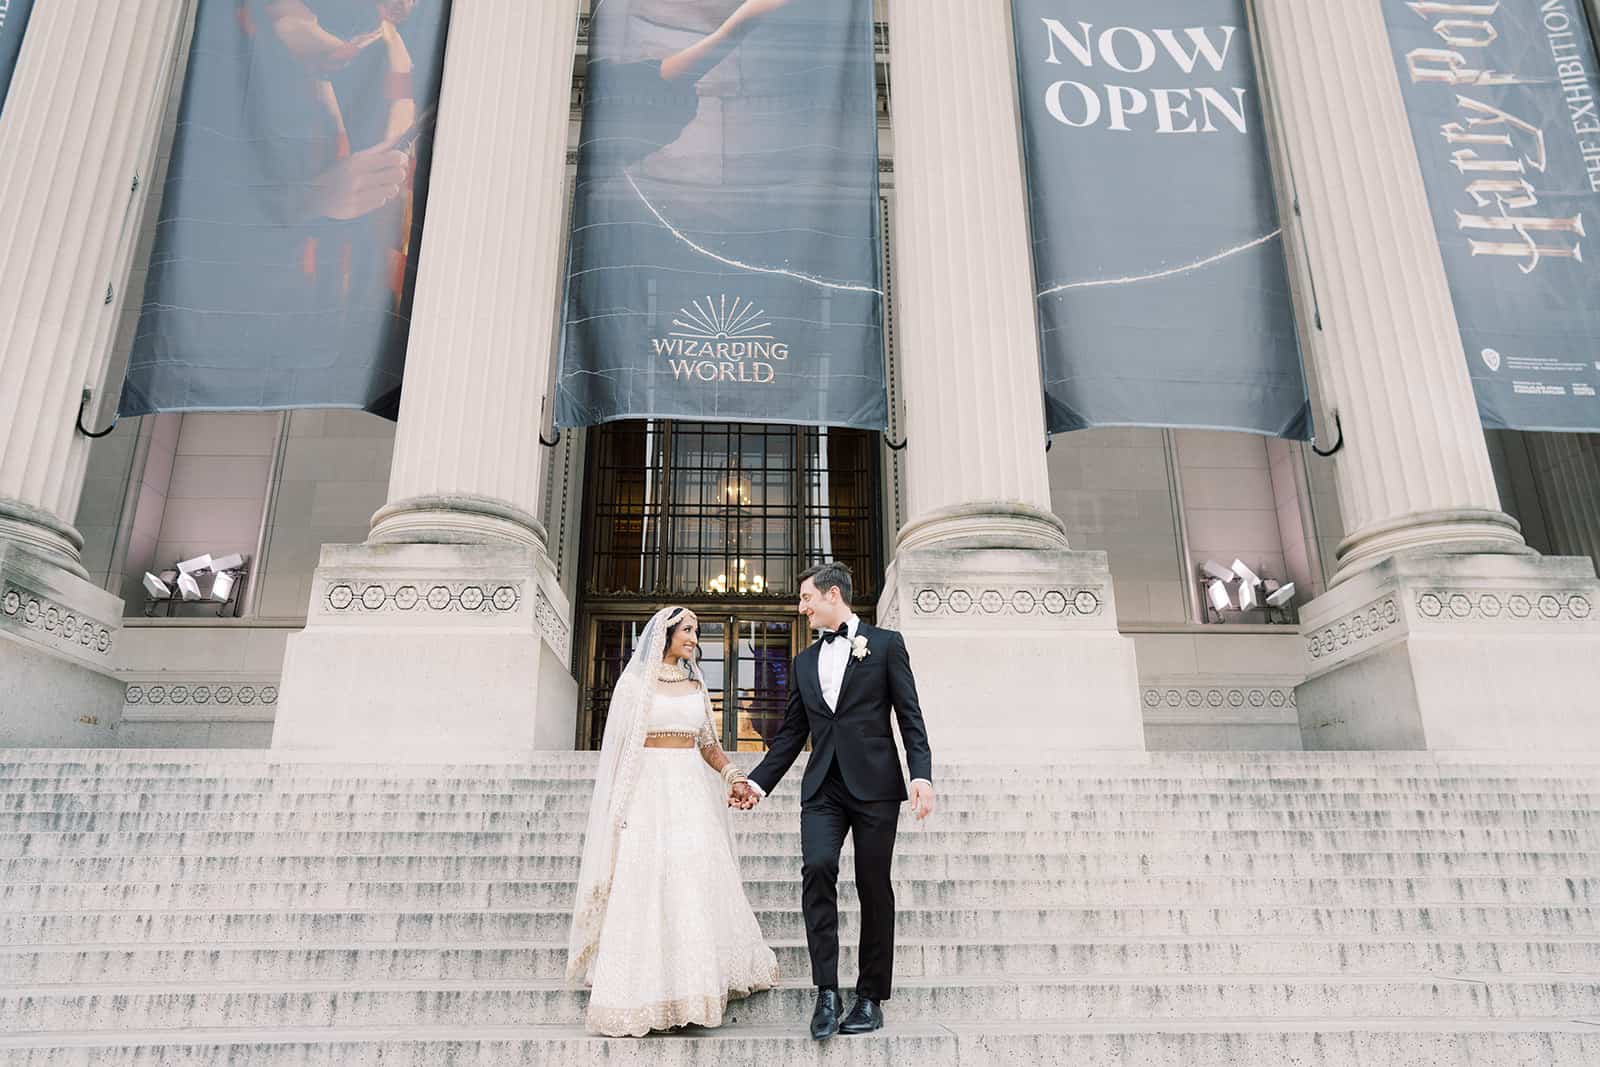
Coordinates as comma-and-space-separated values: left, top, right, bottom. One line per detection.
749, 622, 933, 804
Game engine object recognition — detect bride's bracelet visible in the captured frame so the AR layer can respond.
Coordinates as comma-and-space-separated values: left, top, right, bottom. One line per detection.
721, 763, 748, 787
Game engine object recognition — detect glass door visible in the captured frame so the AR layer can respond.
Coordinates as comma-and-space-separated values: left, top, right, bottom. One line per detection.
582, 611, 797, 751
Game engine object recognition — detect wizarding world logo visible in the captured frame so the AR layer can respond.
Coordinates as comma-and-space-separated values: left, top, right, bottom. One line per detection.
651, 295, 790, 385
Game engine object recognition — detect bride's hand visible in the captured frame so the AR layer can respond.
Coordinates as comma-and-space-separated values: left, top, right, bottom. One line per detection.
728, 781, 758, 809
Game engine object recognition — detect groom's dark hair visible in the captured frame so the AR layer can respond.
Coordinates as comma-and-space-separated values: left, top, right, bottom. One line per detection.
799, 561, 852, 605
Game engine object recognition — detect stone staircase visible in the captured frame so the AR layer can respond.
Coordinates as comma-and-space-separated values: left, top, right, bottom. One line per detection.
2, 751, 1600, 1065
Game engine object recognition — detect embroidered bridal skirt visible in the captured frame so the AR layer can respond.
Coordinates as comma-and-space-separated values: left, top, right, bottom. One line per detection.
583, 747, 780, 1037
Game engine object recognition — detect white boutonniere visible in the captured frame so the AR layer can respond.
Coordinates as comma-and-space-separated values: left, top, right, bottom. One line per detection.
850, 635, 870, 660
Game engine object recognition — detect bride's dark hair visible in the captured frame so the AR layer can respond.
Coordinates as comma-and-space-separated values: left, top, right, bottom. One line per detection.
662, 606, 693, 657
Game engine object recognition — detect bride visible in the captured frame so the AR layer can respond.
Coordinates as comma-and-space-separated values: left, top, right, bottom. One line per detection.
567, 606, 781, 1036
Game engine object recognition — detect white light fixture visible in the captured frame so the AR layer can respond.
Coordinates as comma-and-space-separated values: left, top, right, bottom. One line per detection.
1231, 559, 1261, 586
1207, 580, 1232, 613
176, 572, 202, 601
1266, 582, 1297, 609
210, 553, 245, 573
1201, 559, 1234, 583
1238, 579, 1258, 611
143, 572, 172, 599
209, 570, 236, 603
177, 553, 213, 575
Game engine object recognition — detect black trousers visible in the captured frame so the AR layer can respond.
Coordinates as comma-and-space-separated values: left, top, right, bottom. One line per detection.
799, 759, 900, 1000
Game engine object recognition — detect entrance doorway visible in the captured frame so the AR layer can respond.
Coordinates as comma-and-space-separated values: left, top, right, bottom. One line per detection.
575, 419, 882, 750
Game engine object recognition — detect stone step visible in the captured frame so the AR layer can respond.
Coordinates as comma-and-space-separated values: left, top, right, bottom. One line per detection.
5, 749, 1599, 772
4, 903, 1597, 945
9, 772, 1600, 795
10, 807, 1600, 835
3, 1019, 1598, 1067
4, 975, 1599, 1033
5, 873, 1598, 913
4, 826, 1596, 859
6, 848, 1594, 885
12, 788, 1600, 814
9, 934, 1600, 984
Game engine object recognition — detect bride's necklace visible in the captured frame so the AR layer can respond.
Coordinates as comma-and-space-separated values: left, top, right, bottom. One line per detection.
656, 661, 692, 683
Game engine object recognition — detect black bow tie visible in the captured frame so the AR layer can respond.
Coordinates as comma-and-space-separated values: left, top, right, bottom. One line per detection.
818, 627, 847, 644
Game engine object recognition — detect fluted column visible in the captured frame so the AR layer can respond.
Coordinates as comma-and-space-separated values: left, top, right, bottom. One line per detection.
1253, 1, 1524, 579
887, 0, 1063, 551
1526, 434, 1600, 570
367, 0, 579, 549
0, 0, 190, 577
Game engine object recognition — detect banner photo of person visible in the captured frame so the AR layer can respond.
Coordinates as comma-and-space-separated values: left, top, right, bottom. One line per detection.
119, 0, 453, 418
1011, 0, 1309, 439
1384, 0, 1600, 432
555, 0, 887, 431
0, 0, 35, 117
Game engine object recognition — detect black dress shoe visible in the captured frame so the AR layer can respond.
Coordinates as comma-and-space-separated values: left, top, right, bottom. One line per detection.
810, 987, 842, 1040
838, 996, 884, 1034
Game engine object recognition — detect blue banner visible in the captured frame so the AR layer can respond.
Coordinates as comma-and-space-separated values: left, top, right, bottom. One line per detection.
556, 0, 886, 431
1385, 0, 1600, 432
1011, 0, 1310, 438
120, 0, 453, 417
0, 0, 35, 117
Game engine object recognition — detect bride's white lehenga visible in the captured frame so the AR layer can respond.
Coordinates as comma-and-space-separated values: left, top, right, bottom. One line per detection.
584, 692, 779, 1035
568, 608, 779, 1037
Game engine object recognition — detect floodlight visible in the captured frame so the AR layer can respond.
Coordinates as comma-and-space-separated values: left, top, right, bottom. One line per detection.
176, 572, 202, 601
177, 553, 213, 575
1238, 579, 1258, 611
1200, 560, 1233, 582
1266, 582, 1297, 609
143, 573, 172, 599
1231, 559, 1260, 586
1207, 580, 1232, 613
210, 553, 245, 572
209, 570, 236, 603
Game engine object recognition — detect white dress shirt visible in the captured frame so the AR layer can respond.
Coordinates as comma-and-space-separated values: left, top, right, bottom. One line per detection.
746, 615, 930, 797
817, 613, 861, 711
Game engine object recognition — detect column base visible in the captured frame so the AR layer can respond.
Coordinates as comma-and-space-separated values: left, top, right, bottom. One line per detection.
1297, 551, 1600, 750
878, 542, 1146, 755
0, 541, 126, 746
272, 542, 578, 760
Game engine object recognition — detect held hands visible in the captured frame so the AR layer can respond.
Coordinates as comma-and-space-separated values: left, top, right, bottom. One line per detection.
728, 781, 759, 810
909, 780, 936, 821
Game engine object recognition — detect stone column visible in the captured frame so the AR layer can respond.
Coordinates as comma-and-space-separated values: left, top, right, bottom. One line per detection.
1255, 1, 1600, 751
272, 0, 581, 759
0, 0, 190, 743
877, 0, 1144, 754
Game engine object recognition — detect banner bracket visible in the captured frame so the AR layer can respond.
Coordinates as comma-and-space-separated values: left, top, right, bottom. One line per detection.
540, 428, 562, 448
1310, 412, 1344, 458
885, 435, 907, 452
75, 388, 118, 440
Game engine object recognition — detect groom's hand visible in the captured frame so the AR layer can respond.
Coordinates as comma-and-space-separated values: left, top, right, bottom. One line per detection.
910, 780, 935, 821
729, 781, 759, 809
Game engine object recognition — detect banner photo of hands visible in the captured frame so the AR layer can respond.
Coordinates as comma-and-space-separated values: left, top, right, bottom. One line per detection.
1011, 1, 1310, 439
1385, 0, 1600, 432
119, 0, 453, 418
556, 0, 887, 431
0, 0, 35, 117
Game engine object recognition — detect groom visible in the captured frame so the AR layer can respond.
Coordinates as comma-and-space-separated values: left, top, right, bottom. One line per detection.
738, 561, 935, 1040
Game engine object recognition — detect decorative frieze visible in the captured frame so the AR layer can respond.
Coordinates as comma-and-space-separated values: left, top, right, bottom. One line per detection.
126, 684, 279, 708
534, 589, 571, 666
322, 580, 522, 615
910, 585, 1104, 619
1305, 596, 1401, 661
1414, 590, 1592, 624
1, 585, 114, 655
1142, 684, 1297, 713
